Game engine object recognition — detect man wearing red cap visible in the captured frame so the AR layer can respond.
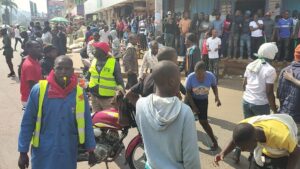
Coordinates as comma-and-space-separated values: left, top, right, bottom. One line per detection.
277, 44, 300, 143
87, 42, 124, 112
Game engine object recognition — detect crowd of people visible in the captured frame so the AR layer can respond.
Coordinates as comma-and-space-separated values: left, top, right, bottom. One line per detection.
0, 7, 298, 169
163, 8, 300, 63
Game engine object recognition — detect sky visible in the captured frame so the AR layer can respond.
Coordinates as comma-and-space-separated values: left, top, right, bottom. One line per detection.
14, 0, 47, 13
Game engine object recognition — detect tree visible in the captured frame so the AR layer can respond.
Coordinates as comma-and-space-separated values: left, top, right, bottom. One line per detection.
1, 0, 18, 25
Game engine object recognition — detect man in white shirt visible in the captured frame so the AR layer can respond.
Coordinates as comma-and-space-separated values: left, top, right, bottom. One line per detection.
14, 25, 22, 51
243, 43, 278, 118
138, 41, 159, 80
207, 29, 221, 80
99, 25, 110, 43
249, 14, 264, 60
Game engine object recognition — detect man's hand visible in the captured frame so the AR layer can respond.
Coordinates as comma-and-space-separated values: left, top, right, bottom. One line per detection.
88, 152, 98, 167
283, 70, 294, 82
18, 153, 29, 169
213, 153, 224, 167
215, 98, 221, 107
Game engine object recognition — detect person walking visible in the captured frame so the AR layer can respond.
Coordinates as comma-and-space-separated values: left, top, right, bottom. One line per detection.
14, 25, 22, 51
185, 61, 221, 151
20, 40, 43, 107
123, 34, 139, 89
250, 14, 264, 60
1, 28, 16, 77
87, 42, 124, 112
277, 45, 300, 142
136, 61, 200, 169
18, 56, 97, 169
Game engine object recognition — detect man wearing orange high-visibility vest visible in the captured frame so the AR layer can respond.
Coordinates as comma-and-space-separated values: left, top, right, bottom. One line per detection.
18, 56, 96, 169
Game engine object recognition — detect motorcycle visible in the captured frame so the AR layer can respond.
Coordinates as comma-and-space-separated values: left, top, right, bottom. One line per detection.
77, 93, 146, 169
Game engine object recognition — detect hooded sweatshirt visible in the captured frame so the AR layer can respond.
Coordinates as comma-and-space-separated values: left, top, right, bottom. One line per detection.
136, 94, 200, 169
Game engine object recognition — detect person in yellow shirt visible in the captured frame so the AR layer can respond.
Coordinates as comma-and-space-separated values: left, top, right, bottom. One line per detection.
214, 114, 300, 169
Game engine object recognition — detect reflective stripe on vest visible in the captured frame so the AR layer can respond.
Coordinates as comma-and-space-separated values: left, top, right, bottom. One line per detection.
88, 58, 117, 96
31, 80, 85, 147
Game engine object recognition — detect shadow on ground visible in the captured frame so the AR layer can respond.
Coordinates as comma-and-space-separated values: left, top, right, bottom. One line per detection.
208, 116, 237, 131
218, 78, 243, 91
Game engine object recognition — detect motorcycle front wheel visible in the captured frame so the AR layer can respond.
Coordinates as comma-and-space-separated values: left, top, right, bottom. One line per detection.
127, 141, 146, 169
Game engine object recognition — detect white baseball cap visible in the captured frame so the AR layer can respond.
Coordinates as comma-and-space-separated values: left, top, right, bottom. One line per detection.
167, 11, 172, 15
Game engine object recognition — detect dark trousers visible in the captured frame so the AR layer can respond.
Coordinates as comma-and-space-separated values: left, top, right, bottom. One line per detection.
278, 38, 290, 61
251, 36, 264, 60
222, 32, 230, 58
15, 38, 22, 50
5, 55, 14, 74
249, 154, 288, 169
126, 73, 138, 90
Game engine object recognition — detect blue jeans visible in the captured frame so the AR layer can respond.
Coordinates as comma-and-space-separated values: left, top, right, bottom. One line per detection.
243, 100, 270, 119
164, 33, 174, 47
209, 58, 219, 81
240, 34, 251, 59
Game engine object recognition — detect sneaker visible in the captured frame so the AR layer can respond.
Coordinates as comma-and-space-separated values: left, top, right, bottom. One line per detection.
7, 72, 16, 77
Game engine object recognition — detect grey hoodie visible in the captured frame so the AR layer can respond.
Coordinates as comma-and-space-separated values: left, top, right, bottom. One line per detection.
136, 94, 200, 169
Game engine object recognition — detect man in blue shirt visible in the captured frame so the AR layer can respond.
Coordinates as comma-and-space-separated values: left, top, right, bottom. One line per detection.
276, 11, 293, 61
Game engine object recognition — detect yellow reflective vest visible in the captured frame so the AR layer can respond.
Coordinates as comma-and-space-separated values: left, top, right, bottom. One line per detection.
31, 80, 85, 147
88, 58, 117, 97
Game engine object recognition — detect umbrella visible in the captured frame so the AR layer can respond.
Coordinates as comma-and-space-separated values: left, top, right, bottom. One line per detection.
1, 24, 10, 29
50, 17, 69, 23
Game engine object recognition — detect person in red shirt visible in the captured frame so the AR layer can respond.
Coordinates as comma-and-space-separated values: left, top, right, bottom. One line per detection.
20, 40, 43, 107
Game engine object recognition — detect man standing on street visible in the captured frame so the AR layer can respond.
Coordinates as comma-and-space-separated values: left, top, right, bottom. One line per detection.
123, 34, 139, 89
20, 41, 43, 107
277, 44, 300, 142
136, 61, 200, 169
243, 43, 278, 118
276, 11, 293, 61
164, 11, 176, 47
18, 56, 97, 169
249, 14, 264, 60
179, 11, 192, 57
228, 10, 243, 59
263, 12, 275, 42
87, 42, 124, 112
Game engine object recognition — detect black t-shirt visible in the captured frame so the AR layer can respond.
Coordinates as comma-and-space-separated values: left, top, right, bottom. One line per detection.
131, 74, 186, 97
164, 19, 177, 34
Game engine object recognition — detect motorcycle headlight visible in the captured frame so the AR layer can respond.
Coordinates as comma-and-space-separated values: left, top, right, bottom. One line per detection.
93, 128, 102, 137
